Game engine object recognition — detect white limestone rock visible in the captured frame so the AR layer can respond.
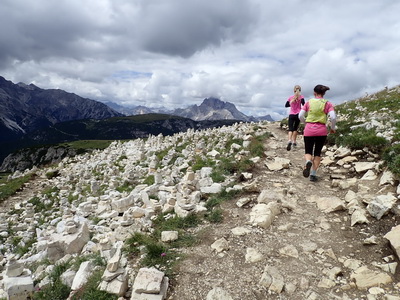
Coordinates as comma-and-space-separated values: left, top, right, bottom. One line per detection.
351, 209, 370, 226
71, 260, 94, 290
350, 266, 392, 289
245, 247, 264, 263
367, 193, 397, 220
265, 157, 290, 171
380, 170, 395, 186
231, 226, 251, 236
314, 196, 346, 213
161, 231, 179, 242
3, 275, 34, 300
353, 162, 379, 173
384, 225, 400, 259
132, 267, 165, 294
211, 237, 230, 253
249, 202, 280, 229
99, 268, 129, 297
259, 265, 284, 293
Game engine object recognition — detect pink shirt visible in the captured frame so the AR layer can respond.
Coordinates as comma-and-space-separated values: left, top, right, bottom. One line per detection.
302, 100, 335, 137
287, 95, 304, 115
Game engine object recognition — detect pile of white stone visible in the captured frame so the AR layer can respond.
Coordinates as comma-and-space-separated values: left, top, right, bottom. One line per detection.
0, 122, 267, 299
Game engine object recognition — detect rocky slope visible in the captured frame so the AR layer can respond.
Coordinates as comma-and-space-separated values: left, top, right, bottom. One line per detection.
0, 115, 238, 172
0, 119, 399, 300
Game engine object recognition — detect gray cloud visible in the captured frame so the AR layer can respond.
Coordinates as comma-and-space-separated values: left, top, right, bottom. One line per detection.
1, 0, 400, 120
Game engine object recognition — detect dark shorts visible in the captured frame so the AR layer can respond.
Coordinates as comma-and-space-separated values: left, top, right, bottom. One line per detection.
288, 114, 300, 131
304, 136, 327, 157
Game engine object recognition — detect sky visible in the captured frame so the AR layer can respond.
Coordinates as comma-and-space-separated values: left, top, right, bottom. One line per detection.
1, 0, 400, 120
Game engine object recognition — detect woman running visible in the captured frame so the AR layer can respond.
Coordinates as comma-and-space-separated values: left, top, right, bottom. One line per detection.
285, 85, 305, 151
299, 84, 336, 182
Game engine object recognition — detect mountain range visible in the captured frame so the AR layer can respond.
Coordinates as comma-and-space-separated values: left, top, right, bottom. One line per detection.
105, 98, 274, 122
0, 76, 122, 143
0, 76, 272, 168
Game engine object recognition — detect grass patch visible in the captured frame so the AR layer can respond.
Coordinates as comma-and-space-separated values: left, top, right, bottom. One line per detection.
32, 261, 71, 300
116, 180, 135, 193
62, 140, 114, 151
14, 237, 37, 256
205, 208, 224, 223
0, 174, 33, 202
382, 144, 400, 176
72, 253, 106, 271
218, 157, 255, 175
143, 175, 155, 185
124, 214, 201, 275
191, 155, 216, 171
205, 189, 240, 210
333, 127, 389, 152
28, 196, 52, 213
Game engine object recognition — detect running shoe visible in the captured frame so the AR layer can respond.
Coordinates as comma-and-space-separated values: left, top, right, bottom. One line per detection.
286, 142, 292, 151
303, 161, 312, 178
309, 175, 318, 182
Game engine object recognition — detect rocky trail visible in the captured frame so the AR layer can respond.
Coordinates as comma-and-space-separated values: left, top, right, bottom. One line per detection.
168, 123, 400, 300
1, 122, 399, 300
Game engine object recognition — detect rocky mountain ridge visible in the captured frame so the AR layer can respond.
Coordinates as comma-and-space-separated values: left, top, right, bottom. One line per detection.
0, 76, 122, 142
0, 117, 399, 299
106, 98, 274, 122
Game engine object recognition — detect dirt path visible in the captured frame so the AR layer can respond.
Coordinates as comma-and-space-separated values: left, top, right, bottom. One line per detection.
0, 175, 47, 214
167, 123, 400, 300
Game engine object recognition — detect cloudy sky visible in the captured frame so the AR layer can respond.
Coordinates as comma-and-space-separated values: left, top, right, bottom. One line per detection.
1, 0, 399, 120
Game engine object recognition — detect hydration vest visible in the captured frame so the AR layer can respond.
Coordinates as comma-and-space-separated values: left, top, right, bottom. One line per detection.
306, 98, 328, 124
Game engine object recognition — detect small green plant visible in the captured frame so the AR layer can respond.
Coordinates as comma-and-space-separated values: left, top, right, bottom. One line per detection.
67, 193, 79, 204
205, 208, 224, 223
210, 170, 225, 183
28, 196, 54, 213
205, 189, 240, 210
382, 144, 400, 176
32, 261, 71, 300
143, 175, 155, 185
15, 237, 37, 256
72, 253, 106, 271
191, 155, 215, 171
116, 180, 134, 193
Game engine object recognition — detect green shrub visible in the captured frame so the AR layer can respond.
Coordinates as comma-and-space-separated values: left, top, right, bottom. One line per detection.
143, 175, 155, 185
15, 237, 36, 256
152, 214, 201, 232
191, 155, 215, 171
335, 127, 388, 152
205, 189, 240, 210
205, 208, 224, 223
33, 261, 71, 300
116, 180, 134, 193
210, 170, 225, 183
382, 144, 400, 176
248, 137, 265, 157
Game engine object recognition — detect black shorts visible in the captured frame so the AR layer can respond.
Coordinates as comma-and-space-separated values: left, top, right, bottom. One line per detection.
304, 136, 327, 157
288, 114, 300, 131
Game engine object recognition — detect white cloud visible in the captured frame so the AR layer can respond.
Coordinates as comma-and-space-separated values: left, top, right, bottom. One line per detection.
1, 0, 400, 120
